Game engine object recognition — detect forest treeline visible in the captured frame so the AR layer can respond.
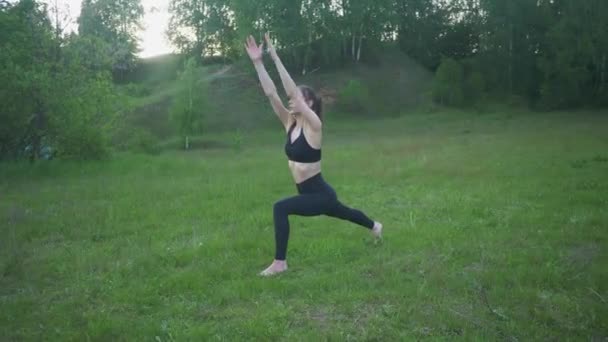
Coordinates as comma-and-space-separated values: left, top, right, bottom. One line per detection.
2, 0, 607, 160
168, 0, 607, 109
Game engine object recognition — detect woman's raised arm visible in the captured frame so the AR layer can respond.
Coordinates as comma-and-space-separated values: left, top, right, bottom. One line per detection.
265, 33, 299, 99
265, 33, 321, 131
245, 35, 291, 129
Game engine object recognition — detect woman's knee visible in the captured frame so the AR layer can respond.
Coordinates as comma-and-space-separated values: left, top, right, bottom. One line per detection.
327, 201, 350, 219
273, 200, 282, 214
273, 199, 290, 216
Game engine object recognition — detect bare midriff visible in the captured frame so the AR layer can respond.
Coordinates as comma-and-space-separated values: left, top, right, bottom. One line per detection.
288, 160, 321, 184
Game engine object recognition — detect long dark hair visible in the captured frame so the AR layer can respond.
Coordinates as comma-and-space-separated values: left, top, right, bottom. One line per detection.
298, 85, 323, 121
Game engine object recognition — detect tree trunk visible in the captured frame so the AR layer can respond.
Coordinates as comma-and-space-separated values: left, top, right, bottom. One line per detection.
351, 35, 356, 61
29, 116, 40, 162
508, 25, 514, 94
188, 77, 193, 151
29, 106, 45, 162
600, 54, 606, 93
302, 30, 313, 75
28, 12, 47, 162
356, 36, 363, 62
189, 79, 193, 114
197, 1, 206, 60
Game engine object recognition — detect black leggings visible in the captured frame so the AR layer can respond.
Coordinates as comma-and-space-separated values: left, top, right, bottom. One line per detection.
273, 173, 375, 260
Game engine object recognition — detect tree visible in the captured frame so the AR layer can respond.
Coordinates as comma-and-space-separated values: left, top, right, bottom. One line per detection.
476, 0, 545, 98
432, 57, 464, 106
395, 0, 451, 69
47, 34, 125, 159
0, 0, 54, 160
0, 0, 125, 160
78, 0, 144, 80
538, 0, 608, 108
167, 0, 236, 61
169, 58, 211, 150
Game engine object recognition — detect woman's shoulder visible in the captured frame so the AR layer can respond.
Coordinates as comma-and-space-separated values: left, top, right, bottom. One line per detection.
303, 119, 322, 148
303, 119, 322, 133
284, 116, 296, 132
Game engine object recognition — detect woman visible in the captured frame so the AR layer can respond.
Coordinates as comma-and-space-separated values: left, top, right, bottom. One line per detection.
245, 33, 383, 276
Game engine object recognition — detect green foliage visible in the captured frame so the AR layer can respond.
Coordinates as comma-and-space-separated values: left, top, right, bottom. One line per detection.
119, 127, 159, 154
169, 58, 211, 149
78, 0, 144, 80
47, 69, 124, 159
230, 128, 245, 151
0, 0, 127, 161
432, 58, 488, 108
164, 0, 605, 109
122, 83, 152, 97
168, 0, 397, 70
537, 1, 608, 109
63, 34, 114, 73
337, 79, 373, 114
3, 0, 608, 163
464, 71, 486, 105
396, 0, 461, 69
52, 125, 110, 160
0, 0, 54, 160
432, 57, 465, 106
168, 0, 237, 60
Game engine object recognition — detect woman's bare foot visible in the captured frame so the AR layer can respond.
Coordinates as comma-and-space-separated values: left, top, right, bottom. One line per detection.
372, 221, 383, 240
259, 260, 288, 276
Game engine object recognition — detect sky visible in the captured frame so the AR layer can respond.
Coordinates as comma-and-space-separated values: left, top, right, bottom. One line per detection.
43, 0, 175, 58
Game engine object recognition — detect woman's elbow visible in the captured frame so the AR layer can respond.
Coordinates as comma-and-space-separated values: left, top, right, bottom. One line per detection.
286, 88, 298, 99
315, 121, 323, 131
264, 88, 278, 97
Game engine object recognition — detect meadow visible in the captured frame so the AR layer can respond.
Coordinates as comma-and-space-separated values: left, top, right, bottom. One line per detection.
1, 110, 607, 341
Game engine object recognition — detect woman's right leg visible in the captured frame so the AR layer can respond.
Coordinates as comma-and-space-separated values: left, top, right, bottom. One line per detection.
260, 193, 334, 276
273, 193, 333, 260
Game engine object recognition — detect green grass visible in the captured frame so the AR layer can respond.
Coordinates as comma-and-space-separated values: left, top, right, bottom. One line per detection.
1, 110, 608, 340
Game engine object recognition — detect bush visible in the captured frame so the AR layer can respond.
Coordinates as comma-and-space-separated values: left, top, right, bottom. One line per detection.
433, 58, 489, 108
230, 128, 244, 151
120, 128, 159, 154
432, 57, 465, 107
53, 126, 109, 160
336, 79, 373, 114
539, 70, 584, 110
122, 83, 152, 97
596, 88, 608, 107
465, 71, 485, 104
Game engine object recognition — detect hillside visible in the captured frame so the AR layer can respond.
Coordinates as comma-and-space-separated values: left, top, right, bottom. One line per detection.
123, 51, 434, 142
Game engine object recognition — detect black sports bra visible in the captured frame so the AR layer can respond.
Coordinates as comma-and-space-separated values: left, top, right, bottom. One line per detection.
285, 122, 321, 163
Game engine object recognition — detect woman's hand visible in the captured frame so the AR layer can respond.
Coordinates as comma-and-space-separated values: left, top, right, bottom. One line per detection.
244, 35, 263, 62
264, 32, 279, 61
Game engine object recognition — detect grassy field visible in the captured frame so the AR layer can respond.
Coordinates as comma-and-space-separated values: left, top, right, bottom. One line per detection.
1, 110, 607, 340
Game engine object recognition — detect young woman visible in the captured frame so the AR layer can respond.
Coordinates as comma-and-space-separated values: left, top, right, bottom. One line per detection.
245, 33, 383, 276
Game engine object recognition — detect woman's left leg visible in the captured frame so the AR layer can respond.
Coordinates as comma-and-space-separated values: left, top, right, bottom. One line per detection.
321, 179, 382, 238
326, 200, 375, 229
